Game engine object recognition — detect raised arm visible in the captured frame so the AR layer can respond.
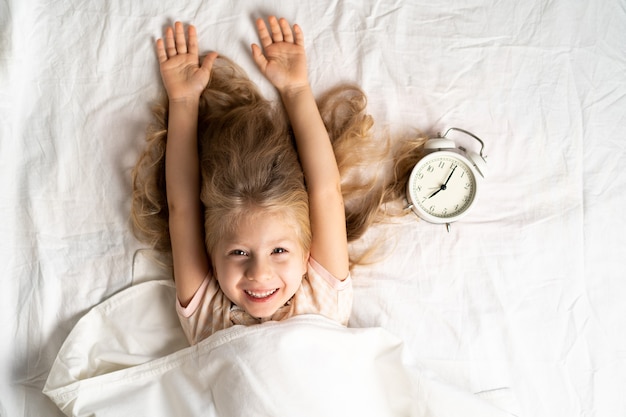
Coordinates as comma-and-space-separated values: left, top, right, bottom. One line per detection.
156, 22, 218, 305
251, 17, 349, 280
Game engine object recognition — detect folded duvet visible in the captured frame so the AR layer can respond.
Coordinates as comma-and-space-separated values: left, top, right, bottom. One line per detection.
44, 280, 513, 417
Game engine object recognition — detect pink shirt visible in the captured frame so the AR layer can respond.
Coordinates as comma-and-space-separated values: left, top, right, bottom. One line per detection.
177, 258, 352, 345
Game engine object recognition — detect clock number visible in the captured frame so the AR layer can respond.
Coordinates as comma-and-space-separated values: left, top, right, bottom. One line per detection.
464, 183, 470, 190
427, 165, 434, 173
438, 161, 446, 169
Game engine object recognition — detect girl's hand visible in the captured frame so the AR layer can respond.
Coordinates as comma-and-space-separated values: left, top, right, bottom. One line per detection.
251, 16, 309, 96
156, 22, 218, 102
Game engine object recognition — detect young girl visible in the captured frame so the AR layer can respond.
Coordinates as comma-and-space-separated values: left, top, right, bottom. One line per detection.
132, 17, 419, 345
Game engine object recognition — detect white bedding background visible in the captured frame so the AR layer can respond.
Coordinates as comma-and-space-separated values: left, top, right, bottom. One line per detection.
1, 0, 625, 416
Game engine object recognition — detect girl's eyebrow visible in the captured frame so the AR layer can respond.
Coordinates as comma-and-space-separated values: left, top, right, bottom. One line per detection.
224, 237, 297, 247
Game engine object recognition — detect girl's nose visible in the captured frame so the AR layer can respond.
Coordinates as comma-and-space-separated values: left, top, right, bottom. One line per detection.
246, 256, 272, 281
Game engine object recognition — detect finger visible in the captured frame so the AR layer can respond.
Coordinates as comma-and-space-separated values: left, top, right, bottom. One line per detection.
187, 24, 199, 56
293, 24, 305, 46
256, 18, 273, 49
251, 43, 268, 72
201, 51, 219, 73
174, 21, 187, 54
164, 26, 177, 57
268, 16, 283, 42
279, 17, 294, 43
156, 38, 168, 63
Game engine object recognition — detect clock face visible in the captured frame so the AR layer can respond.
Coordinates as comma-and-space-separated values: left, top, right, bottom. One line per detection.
407, 151, 477, 223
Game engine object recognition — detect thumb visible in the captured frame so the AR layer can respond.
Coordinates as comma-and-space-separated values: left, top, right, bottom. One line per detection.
250, 44, 267, 72
201, 51, 219, 72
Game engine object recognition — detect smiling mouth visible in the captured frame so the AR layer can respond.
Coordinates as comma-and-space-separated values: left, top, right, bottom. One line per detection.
244, 289, 279, 299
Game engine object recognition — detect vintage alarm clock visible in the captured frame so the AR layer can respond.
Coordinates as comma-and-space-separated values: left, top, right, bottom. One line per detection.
406, 127, 487, 231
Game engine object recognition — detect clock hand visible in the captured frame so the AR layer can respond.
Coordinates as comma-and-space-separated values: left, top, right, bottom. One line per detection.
428, 187, 443, 199
428, 165, 458, 199
443, 165, 457, 186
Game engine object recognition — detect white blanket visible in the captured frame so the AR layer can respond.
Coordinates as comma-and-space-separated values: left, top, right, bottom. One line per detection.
43, 280, 513, 417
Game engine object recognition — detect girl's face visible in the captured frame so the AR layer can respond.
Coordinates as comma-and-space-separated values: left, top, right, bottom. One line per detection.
212, 211, 309, 319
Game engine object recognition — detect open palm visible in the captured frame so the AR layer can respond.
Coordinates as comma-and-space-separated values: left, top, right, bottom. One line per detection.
156, 22, 217, 101
252, 17, 308, 94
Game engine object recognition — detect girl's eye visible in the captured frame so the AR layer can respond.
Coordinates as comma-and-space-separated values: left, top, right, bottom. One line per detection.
230, 249, 248, 256
272, 247, 287, 254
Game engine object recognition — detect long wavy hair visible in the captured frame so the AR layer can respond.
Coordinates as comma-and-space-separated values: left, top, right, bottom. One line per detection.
131, 56, 425, 270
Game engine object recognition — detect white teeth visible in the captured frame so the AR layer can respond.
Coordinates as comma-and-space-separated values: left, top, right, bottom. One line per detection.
245, 289, 278, 298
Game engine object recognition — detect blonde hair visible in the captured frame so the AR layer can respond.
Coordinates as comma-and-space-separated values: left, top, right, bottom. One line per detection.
131, 56, 425, 269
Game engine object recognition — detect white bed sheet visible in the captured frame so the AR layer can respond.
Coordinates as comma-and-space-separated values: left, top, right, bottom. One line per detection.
1, 0, 625, 416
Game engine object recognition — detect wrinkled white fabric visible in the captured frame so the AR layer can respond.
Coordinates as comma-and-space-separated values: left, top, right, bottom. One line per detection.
44, 281, 512, 417
2, 0, 625, 416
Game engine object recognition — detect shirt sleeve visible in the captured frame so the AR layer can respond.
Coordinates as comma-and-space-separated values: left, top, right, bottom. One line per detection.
175, 275, 232, 345
291, 258, 353, 325
176, 276, 210, 318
